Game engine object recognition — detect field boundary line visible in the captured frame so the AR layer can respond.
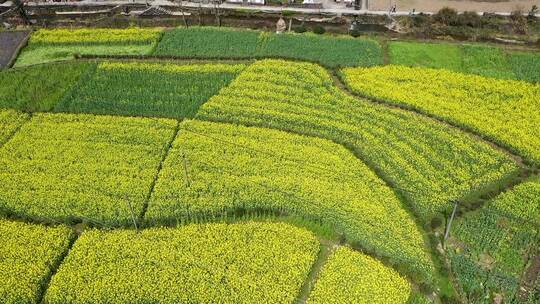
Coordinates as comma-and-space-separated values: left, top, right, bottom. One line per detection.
36, 228, 79, 304
0, 112, 32, 149
138, 120, 181, 225
332, 69, 529, 167
295, 240, 336, 304
329, 68, 537, 218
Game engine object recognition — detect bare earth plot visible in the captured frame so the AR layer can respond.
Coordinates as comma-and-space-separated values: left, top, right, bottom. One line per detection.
0, 31, 29, 68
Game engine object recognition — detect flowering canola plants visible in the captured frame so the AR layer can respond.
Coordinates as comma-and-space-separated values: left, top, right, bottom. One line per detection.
45, 222, 319, 304
0, 109, 29, 145
0, 113, 177, 225
342, 65, 540, 165
308, 247, 411, 304
16, 28, 163, 66
0, 220, 73, 304
197, 59, 517, 220
30, 28, 163, 45
147, 119, 435, 282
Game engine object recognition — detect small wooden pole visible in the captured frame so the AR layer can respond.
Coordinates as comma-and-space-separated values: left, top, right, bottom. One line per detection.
443, 200, 459, 248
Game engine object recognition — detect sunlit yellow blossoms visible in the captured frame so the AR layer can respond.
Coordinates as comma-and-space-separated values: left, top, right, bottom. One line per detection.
45, 222, 319, 304
309, 247, 411, 304
342, 65, 540, 165
0, 220, 73, 304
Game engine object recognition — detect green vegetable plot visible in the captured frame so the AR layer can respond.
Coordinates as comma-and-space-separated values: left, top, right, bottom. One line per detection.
154, 27, 260, 58
0, 62, 93, 111
57, 61, 244, 119
154, 27, 383, 67
449, 180, 540, 302
15, 28, 163, 66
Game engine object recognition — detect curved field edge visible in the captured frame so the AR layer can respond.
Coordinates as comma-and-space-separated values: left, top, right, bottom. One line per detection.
2, 57, 516, 292
307, 246, 411, 304
340, 65, 540, 168
196, 59, 518, 225
0, 108, 437, 289
146, 119, 436, 284
0, 58, 524, 300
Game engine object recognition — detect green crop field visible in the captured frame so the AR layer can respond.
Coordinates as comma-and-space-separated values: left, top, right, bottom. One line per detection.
57, 62, 245, 119
0, 62, 93, 111
449, 180, 540, 303
388, 41, 540, 83
1, 26, 539, 304
198, 59, 518, 221
154, 27, 260, 59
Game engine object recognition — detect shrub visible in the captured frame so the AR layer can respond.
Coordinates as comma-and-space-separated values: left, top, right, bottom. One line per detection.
312, 25, 326, 34
293, 24, 307, 33
433, 7, 459, 26
349, 28, 361, 37
510, 10, 528, 34
458, 11, 482, 27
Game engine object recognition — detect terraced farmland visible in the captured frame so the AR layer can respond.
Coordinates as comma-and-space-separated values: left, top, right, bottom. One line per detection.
1, 27, 539, 304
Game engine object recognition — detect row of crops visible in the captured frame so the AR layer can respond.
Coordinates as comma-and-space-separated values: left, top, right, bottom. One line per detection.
1, 219, 416, 304
449, 180, 540, 303
342, 65, 540, 166
15, 27, 383, 68
0, 104, 434, 283
389, 41, 540, 82
2, 58, 537, 290
13, 27, 539, 83
197, 59, 519, 221
1, 29, 539, 302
